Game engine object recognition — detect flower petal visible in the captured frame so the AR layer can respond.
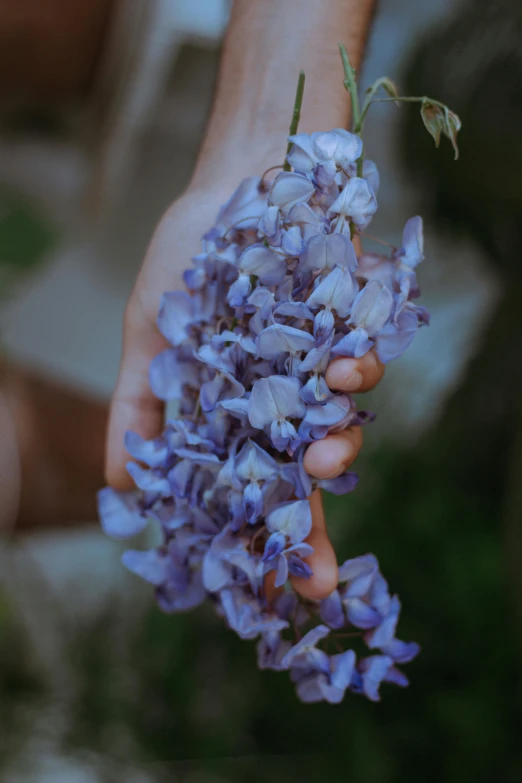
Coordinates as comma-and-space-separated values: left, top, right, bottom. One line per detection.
149, 349, 199, 401
349, 280, 394, 335
306, 264, 357, 317
269, 172, 315, 214
256, 323, 315, 359
121, 549, 169, 586
236, 439, 278, 482
266, 499, 312, 544
157, 292, 194, 346
97, 487, 147, 539
248, 375, 305, 428
300, 233, 358, 274
329, 177, 378, 231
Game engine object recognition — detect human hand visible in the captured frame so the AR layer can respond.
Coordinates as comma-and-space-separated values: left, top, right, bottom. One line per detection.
105, 0, 379, 600
105, 176, 385, 601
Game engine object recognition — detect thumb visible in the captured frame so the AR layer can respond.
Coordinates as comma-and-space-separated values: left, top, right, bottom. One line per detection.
291, 489, 339, 601
105, 302, 167, 490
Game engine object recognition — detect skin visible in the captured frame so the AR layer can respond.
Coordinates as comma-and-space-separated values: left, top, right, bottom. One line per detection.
106, 0, 381, 601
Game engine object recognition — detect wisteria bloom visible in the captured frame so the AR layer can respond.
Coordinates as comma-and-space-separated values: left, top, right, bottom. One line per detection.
97, 113, 429, 705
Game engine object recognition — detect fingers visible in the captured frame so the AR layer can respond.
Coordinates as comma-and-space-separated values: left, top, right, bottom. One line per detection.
291, 350, 385, 599
325, 349, 385, 393
105, 300, 167, 490
291, 489, 338, 600
303, 427, 363, 480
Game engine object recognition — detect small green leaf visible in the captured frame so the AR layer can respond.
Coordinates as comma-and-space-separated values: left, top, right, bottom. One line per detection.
364, 76, 399, 111
420, 101, 445, 148
366, 76, 400, 102
420, 99, 462, 160
444, 107, 462, 160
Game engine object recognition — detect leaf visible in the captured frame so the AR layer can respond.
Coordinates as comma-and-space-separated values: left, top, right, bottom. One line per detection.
444, 107, 462, 160
360, 78, 400, 124
420, 101, 445, 148
365, 77, 399, 103
420, 100, 462, 160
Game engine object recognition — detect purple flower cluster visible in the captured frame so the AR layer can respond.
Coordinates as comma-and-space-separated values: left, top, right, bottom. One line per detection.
98, 127, 426, 703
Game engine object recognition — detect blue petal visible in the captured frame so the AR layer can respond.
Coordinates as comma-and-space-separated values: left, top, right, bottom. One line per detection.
157, 291, 194, 346
227, 273, 252, 307
239, 243, 286, 285
362, 159, 380, 194
97, 487, 147, 539
218, 396, 250, 420
256, 323, 315, 359
156, 569, 206, 613
288, 202, 323, 242
398, 216, 424, 268
286, 132, 317, 172
320, 589, 345, 629
383, 665, 410, 688
274, 553, 289, 587
296, 673, 328, 703
299, 332, 334, 374
266, 499, 312, 544
306, 264, 357, 317
235, 439, 278, 482
313, 128, 363, 169
319, 471, 358, 495
359, 655, 394, 702
300, 233, 358, 274
339, 554, 379, 595
330, 649, 357, 691
262, 531, 286, 562
365, 595, 401, 648
202, 548, 231, 592
248, 375, 305, 429
258, 205, 281, 241
349, 280, 394, 335
215, 176, 267, 235
168, 459, 193, 498
270, 418, 300, 452
344, 597, 382, 629
257, 631, 292, 671
331, 328, 373, 359
121, 549, 169, 586
303, 394, 352, 428
328, 177, 378, 231
149, 349, 199, 401
375, 311, 418, 363
243, 481, 264, 524
126, 462, 171, 496
300, 374, 332, 404
286, 542, 314, 558
269, 172, 315, 214
280, 624, 330, 668
281, 225, 305, 256
273, 301, 315, 321
380, 639, 421, 664
124, 431, 168, 468
287, 554, 313, 580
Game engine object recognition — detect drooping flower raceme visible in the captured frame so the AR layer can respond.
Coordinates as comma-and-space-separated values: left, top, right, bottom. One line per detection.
98, 125, 425, 704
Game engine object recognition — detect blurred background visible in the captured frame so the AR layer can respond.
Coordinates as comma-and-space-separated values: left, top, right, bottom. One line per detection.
0, 0, 521, 780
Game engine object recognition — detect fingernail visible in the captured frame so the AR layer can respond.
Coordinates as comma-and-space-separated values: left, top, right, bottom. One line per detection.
326, 359, 363, 391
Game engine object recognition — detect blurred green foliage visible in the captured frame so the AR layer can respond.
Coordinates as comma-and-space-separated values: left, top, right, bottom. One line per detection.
0, 187, 56, 298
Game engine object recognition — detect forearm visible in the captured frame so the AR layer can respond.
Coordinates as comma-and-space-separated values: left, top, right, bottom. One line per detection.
191, 0, 376, 189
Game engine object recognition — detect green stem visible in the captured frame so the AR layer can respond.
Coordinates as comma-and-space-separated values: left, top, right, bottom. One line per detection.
339, 44, 364, 191
359, 95, 447, 127
283, 70, 306, 172
338, 43, 361, 133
